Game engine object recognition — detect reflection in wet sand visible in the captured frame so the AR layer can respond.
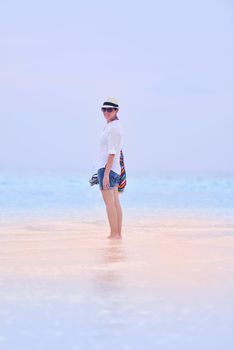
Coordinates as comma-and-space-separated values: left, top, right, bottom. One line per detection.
93, 240, 127, 297
103, 240, 127, 264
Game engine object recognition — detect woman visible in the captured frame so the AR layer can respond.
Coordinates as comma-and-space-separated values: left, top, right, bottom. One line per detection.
97, 97, 123, 240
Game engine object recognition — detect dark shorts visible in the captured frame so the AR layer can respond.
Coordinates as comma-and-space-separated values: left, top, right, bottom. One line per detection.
97, 167, 120, 190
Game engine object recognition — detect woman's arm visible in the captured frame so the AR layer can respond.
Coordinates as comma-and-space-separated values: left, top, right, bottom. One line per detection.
103, 154, 115, 189
103, 127, 121, 189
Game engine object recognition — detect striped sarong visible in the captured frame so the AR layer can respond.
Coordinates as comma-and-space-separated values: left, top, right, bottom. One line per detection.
118, 149, 126, 193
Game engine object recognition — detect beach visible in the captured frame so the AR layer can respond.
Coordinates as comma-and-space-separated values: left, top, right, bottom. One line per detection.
0, 209, 234, 350
1, 0, 233, 347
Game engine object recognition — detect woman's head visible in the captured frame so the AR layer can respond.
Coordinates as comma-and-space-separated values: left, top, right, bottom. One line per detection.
101, 97, 119, 122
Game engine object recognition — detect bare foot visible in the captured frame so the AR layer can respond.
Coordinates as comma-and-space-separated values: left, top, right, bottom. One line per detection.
107, 234, 122, 240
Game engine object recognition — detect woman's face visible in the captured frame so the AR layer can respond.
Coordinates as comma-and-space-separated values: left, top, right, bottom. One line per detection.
102, 108, 118, 122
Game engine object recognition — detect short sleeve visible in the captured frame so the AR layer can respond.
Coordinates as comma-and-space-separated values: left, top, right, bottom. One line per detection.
107, 127, 121, 155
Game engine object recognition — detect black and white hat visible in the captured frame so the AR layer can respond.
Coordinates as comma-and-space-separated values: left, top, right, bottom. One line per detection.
102, 97, 119, 109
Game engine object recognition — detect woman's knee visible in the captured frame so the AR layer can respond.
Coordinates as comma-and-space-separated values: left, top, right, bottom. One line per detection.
101, 189, 115, 206
113, 188, 120, 207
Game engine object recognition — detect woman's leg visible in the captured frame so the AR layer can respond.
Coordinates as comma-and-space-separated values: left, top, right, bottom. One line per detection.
101, 189, 120, 238
113, 187, 123, 237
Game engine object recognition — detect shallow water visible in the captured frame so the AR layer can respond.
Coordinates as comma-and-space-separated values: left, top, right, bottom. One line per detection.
0, 215, 234, 350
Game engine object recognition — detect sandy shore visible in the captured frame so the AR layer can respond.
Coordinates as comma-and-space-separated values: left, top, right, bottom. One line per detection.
0, 212, 234, 349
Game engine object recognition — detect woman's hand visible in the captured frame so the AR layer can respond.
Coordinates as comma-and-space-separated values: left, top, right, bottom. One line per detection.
103, 174, 110, 190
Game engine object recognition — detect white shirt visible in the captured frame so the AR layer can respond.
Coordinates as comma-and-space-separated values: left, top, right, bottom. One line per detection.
96, 119, 123, 174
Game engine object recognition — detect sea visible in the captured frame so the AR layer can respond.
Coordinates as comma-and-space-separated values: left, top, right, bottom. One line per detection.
0, 172, 234, 220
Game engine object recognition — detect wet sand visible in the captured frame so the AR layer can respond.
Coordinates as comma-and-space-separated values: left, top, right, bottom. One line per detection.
0, 212, 234, 350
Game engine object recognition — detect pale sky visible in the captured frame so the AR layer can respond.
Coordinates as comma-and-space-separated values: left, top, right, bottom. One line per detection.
0, 0, 233, 175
